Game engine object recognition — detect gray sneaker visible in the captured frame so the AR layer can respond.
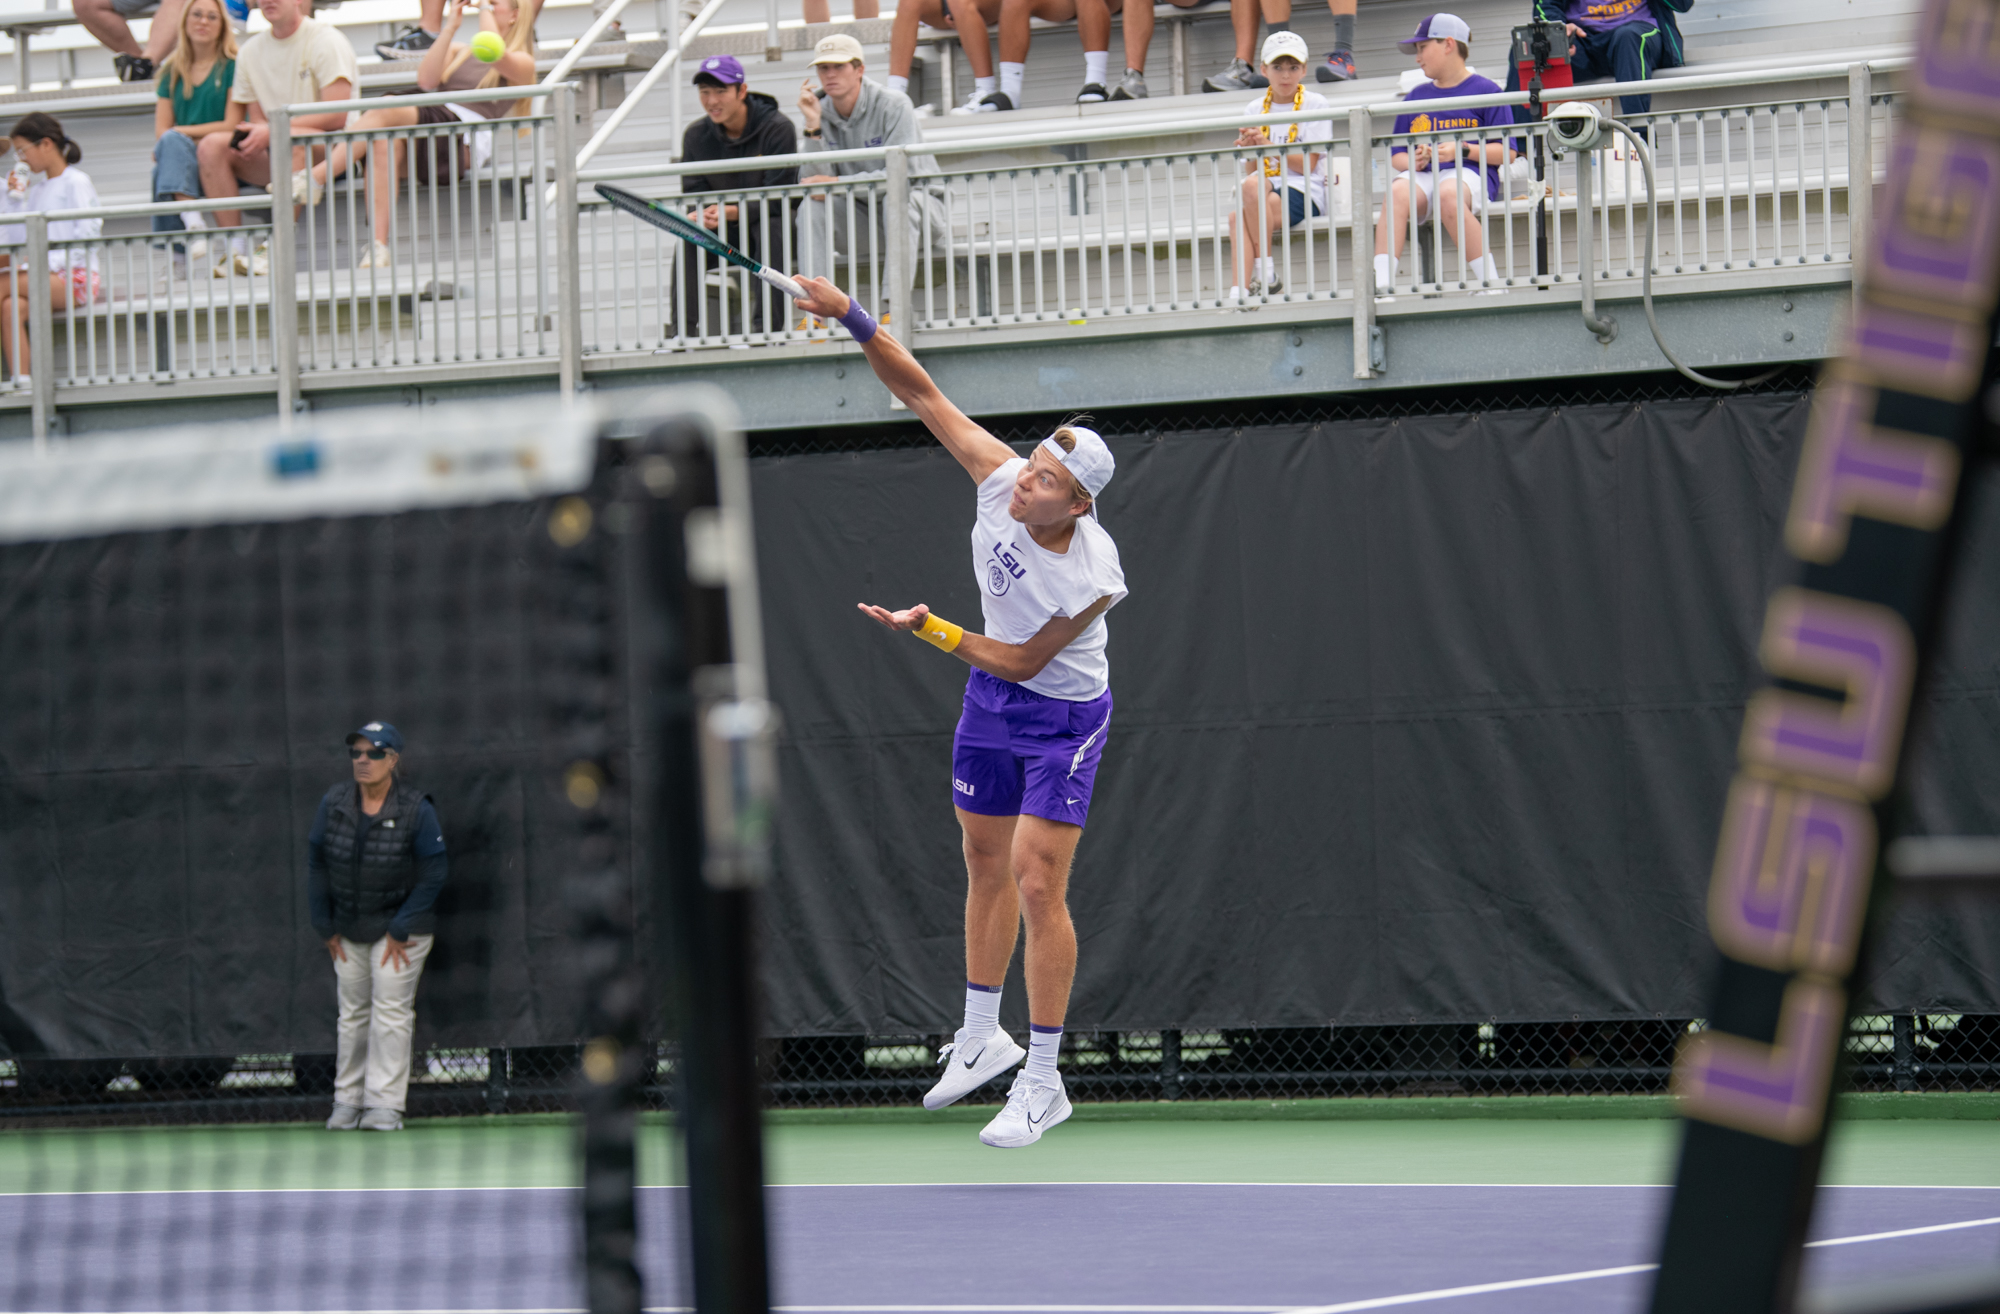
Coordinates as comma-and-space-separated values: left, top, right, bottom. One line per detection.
1110, 68, 1149, 100
373, 25, 436, 60
326, 1103, 362, 1131
359, 1107, 404, 1131
1202, 58, 1267, 93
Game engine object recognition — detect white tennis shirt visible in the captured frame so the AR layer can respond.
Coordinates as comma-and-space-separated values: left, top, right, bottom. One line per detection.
972, 457, 1129, 701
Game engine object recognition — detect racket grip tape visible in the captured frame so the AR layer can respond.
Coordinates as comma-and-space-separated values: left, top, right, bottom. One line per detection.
759, 267, 808, 301
914, 613, 963, 652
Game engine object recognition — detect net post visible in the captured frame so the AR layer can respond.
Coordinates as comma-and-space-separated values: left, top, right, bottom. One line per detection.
270, 107, 298, 428
632, 405, 773, 1314
1348, 107, 1375, 379
554, 84, 583, 395
25, 211, 51, 449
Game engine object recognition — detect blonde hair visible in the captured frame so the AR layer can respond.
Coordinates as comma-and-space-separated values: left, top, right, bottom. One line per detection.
1047, 417, 1095, 511
159, 0, 239, 100
440, 0, 541, 116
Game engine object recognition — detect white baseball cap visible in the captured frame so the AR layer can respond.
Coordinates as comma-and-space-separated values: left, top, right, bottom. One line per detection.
1397, 12, 1471, 52
1260, 31, 1310, 65
1039, 426, 1114, 513
810, 33, 866, 64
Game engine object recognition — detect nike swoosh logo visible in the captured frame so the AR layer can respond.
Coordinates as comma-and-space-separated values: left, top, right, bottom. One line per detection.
1028, 1104, 1048, 1126
963, 1053, 979, 1069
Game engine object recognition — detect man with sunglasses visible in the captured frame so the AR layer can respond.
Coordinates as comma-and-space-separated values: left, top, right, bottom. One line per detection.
307, 721, 448, 1132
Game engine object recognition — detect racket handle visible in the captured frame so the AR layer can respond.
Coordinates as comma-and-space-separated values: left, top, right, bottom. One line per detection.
759, 267, 807, 301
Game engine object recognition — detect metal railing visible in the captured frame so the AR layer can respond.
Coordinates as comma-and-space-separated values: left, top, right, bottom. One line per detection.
0, 60, 1896, 443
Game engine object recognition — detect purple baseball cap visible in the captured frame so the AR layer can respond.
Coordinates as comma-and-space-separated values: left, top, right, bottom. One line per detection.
694, 54, 745, 85
1397, 12, 1471, 51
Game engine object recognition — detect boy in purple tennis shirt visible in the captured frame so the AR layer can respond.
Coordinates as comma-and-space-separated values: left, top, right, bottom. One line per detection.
792, 273, 1128, 1150
1374, 13, 1515, 295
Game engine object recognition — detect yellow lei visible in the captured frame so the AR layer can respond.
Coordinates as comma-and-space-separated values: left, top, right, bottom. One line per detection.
1260, 84, 1303, 178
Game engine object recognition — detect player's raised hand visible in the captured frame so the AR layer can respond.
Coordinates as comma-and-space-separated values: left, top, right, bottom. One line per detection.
857, 601, 929, 633
794, 275, 851, 320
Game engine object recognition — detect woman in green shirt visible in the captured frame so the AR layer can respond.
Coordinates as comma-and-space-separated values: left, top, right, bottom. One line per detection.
151, 0, 238, 242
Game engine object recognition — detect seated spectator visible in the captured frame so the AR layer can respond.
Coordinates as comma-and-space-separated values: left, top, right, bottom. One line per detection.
795, 34, 944, 323
325, 0, 538, 270
196, 0, 357, 276
1506, 0, 1689, 120
676, 55, 798, 336
75, 0, 185, 83
1071, 0, 1205, 101
1204, 0, 1358, 93
0, 114, 102, 385
886, 0, 1003, 114
151, 0, 237, 248
1225, 33, 1329, 303
958, 0, 1079, 112
1372, 13, 1510, 296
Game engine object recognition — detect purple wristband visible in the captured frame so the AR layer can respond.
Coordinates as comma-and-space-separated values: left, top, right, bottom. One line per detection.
837, 301, 878, 343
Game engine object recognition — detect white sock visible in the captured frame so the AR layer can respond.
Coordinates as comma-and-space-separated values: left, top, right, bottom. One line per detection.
179, 210, 207, 231
1470, 253, 1500, 283
887, 73, 909, 95
1253, 255, 1275, 283
1026, 1024, 1062, 1084
230, 234, 250, 256
963, 981, 1001, 1039
1083, 50, 1107, 86
973, 74, 996, 96
1373, 253, 1397, 286
999, 61, 1025, 103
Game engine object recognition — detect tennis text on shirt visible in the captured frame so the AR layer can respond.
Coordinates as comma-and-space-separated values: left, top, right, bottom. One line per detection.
971, 457, 1129, 701
1391, 74, 1514, 202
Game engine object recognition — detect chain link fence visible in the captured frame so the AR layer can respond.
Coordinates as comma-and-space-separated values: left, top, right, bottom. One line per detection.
3, 1013, 1993, 1124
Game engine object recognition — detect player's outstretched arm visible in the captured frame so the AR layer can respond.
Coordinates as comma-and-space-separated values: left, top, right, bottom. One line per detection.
857, 598, 1114, 684
795, 277, 1015, 484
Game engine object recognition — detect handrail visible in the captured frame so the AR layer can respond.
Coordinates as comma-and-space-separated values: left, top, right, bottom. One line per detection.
574, 56, 1907, 183
285, 80, 564, 116
542, 0, 637, 89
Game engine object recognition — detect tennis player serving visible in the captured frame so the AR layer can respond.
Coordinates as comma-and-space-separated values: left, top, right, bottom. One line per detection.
794, 276, 1126, 1149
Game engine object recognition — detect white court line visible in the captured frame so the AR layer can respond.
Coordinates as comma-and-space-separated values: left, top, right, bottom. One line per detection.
9, 1181, 2000, 1199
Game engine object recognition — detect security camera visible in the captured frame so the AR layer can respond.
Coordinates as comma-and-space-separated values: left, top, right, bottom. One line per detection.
1545, 101, 1606, 154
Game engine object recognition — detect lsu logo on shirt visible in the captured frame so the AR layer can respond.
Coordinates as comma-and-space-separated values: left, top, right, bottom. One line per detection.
986, 540, 1026, 596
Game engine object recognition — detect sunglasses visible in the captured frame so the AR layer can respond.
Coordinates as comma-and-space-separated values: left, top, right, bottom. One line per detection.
348, 746, 390, 760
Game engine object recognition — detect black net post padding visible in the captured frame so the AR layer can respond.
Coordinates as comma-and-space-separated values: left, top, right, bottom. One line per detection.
635, 417, 773, 1314
1650, 3, 2000, 1309
570, 446, 647, 1314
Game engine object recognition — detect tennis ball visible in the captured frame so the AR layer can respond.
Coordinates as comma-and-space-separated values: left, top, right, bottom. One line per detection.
471, 30, 505, 62
1067, 307, 1086, 324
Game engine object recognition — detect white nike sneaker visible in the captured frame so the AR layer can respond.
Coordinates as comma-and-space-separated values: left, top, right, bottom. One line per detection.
979, 1070, 1071, 1148
923, 1026, 1025, 1110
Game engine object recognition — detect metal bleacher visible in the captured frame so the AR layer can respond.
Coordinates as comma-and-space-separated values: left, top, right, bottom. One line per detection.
0, 0, 1922, 441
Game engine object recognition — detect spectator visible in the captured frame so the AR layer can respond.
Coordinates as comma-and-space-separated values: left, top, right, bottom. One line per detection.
323, 0, 538, 270
1507, 0, 1689, 119
886, 0, 1003, 114
930, 0, 1077, 112
795, 34, 944, 323
75, 0, 185, 84
677, 54, 798, 336
1204, 0, 1358, 93
0, 114, 102, 387
196, 0, 357, 276
1373, 13, 1510, 296
1226, 32, 1329, 303
151, 0, 237, 248
374, 0, 446, 60
309, 722, 448, 1134
1071, 0, 1205, 101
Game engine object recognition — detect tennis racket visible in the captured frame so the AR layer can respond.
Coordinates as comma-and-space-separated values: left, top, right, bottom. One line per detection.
595, 183, 807, 301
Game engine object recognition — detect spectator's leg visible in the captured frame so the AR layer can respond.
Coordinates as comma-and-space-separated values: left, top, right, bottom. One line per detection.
332, 936, 373, 1112
1436, 176, 1499, 285
361, 934, 433, 1115
889, 0, 935, 82
1228, 0, 1257, 65
196, 131, 256, 230
854, 0, 880, 19
1117, 0, 1155, 73
151, 130, 203, 234
1229, 173, 1266, 286
1077, 0, 1114, 85
363, 129, 415, 265
1374, 176, 1420, 257
678, 236, 704, 336
142, 0, 185, 64
803, 0, 830, 21
961, 0, 1002, 80
73, 0, 143, 59
1602, 23, 1659, 118
420, 0, 444, 32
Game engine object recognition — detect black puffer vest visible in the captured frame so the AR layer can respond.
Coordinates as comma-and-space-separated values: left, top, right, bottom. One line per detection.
320, 779, 434, 943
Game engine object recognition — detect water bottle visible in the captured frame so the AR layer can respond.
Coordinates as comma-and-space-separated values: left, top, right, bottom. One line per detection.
7, 160, 30, 198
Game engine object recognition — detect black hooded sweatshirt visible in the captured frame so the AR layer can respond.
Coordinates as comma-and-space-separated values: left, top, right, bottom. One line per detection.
679, 90, 798, 231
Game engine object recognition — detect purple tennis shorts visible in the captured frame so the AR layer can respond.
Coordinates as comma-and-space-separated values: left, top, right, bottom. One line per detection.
951, 670, 1113, 827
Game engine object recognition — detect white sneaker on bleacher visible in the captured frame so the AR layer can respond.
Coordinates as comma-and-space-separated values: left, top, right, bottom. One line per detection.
923, 1025, 1024, 1110
950, 90, 1015, 115
978, 1070, 1071, 1148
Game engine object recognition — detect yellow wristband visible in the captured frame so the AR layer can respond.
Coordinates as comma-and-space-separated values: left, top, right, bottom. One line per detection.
914, 613, 964, 653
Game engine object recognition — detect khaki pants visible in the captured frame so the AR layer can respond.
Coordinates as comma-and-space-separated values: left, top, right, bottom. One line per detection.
333, 933, 434, 1113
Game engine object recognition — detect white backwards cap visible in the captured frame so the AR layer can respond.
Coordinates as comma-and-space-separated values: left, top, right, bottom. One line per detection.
1038, 425, 1114, 516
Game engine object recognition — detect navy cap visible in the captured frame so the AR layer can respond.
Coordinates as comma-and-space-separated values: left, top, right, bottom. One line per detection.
694, 54, 746, 85
346, 721, 404, 752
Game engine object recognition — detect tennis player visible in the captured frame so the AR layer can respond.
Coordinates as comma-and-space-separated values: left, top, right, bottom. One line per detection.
794, 275, 1126, 1148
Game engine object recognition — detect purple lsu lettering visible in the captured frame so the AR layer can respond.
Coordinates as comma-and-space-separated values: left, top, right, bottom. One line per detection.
1708, 777, 1876, 978
1786, 376, 1961, 564
1672, 978, 1847, 1146
994, 542, 1026, 579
